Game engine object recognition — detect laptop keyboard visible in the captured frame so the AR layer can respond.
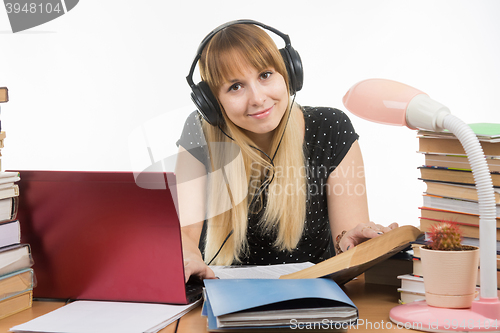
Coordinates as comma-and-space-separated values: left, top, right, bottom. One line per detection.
185, 278, 204, 303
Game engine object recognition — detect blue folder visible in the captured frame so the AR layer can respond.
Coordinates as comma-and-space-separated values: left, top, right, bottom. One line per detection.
203, 278, 358, 330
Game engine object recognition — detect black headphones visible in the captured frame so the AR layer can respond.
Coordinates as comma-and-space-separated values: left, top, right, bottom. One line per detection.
186, 19, 304, 127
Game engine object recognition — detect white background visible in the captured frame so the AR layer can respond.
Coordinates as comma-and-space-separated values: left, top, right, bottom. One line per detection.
1, 0, 499, 228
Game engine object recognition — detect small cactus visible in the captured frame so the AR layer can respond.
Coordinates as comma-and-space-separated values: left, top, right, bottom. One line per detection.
427, 222, 463, 251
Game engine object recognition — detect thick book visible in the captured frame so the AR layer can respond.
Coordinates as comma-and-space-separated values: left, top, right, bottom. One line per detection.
0, 219, 20, 248
0, 290, 32, 320
280, 225, 422, 284
418, 136, 500, 155
419, 166, 500, 188
0, 197, 18, 223
398, 274, 425, 294
424, 154, 500, 173
420, 218, 500, 241
203, 278, 358, 330
419, 207, 500, 228
0, 268, 34, 301
422, 195, 500, 218
0, 184, 19, 200
0, 244, 33, 277
424, 181, 500, 204
0, 171, 20, 184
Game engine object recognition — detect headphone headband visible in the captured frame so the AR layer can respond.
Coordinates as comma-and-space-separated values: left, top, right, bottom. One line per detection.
187, 19, 291, 88
186, 19, 303, 126
197, 19, 291, 58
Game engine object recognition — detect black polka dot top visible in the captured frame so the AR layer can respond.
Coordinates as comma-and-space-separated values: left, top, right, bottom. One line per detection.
176, 106, 359, 265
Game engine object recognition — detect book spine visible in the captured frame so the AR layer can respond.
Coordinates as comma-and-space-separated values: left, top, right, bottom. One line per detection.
0, 268, 34, 301
0, 290, 32, 320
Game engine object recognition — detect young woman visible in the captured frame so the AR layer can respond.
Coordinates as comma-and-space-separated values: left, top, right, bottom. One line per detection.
176, 21, 398, 282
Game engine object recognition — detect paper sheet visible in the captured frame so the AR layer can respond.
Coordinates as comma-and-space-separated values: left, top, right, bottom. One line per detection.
210, 262, 314, 279
10, 299, 201, 333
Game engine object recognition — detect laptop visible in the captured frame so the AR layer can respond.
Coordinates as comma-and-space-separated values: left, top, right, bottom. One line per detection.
13, 170, 202, 304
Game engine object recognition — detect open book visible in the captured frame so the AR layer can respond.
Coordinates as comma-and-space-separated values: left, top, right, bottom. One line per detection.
280, 225, 422, 284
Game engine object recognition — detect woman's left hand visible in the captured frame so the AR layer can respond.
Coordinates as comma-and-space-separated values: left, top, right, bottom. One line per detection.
339, 221, 399, 253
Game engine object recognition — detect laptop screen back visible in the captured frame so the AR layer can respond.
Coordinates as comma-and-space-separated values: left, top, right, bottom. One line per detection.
15, 170, 189, 304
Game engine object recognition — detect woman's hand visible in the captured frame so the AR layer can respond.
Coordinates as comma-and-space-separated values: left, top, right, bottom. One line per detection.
339, 222, 399, 253
184, 257, 217, 283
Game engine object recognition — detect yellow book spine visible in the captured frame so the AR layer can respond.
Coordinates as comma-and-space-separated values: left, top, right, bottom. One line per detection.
0, 290, 33, 320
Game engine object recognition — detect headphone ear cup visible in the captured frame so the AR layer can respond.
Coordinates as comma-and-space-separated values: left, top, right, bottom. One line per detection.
190, 81, 222, 126
280, 46, 304, 95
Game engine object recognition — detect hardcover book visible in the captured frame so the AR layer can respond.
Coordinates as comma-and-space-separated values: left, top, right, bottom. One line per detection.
0, 290, 32, 321
424, 181, 500, 204
0, 268, 34, 302
419, 207, 500, 228
0, 244, 33, 277
419, 166, 500, 188
422, 195, 500, 218
420, 218, 500, 240
0, 197, 18, 223
418, 135, 500, 155
280, 225, 422, 284
0, 219, 20, 248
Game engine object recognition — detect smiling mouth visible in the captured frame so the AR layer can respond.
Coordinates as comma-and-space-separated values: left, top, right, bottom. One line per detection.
249, 106, 273, 119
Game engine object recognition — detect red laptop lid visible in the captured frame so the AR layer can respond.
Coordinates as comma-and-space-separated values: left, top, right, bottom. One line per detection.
15, 170, 189, 304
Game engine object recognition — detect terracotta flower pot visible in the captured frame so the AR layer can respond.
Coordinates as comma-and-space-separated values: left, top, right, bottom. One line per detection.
420, 246, 480, 308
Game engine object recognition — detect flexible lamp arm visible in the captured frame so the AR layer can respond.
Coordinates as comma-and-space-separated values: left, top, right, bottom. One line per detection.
442, 115, 497, 301
343, 79, 497, 303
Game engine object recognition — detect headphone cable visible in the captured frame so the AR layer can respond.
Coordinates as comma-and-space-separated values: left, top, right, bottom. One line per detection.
207, 230, 234, 266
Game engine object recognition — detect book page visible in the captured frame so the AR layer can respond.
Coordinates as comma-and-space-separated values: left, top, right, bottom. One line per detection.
210, 262, 314, 279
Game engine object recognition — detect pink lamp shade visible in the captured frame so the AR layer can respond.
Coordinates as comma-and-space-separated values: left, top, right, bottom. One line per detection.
342, 78, 425, 127
343, 78, 451, 131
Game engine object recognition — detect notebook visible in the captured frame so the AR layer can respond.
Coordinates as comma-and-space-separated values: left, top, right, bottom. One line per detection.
12, 170, 202, 305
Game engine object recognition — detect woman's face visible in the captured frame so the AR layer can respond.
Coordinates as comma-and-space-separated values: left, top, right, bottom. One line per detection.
217, 62, 289, 140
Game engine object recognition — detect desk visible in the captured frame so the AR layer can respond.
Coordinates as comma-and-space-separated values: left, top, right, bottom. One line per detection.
0, 275, 424, 333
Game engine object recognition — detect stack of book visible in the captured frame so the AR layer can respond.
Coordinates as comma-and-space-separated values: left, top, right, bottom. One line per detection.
0, 88, 35, 320
417, 123, 500, 248
397, 243, 425, 304
417, 123, 500, 291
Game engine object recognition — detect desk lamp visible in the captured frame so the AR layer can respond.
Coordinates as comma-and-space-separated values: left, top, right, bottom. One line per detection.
343, 78, 500, 332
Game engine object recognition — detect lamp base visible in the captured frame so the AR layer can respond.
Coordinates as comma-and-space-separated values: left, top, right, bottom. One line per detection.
390, 300, 500, 332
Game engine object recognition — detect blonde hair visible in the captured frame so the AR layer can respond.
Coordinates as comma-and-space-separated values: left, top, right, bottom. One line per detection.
199, 24, 307, 265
